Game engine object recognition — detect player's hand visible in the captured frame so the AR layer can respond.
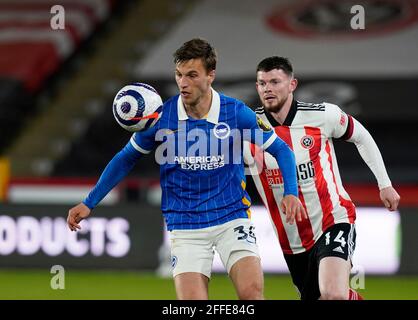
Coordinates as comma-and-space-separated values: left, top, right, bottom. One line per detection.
280, 195, 307, 225
67, 202, 91, 231
380, 186, 400, 211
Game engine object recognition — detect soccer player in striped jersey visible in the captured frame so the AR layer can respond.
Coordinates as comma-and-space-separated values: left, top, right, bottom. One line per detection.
246, 56, 400, 300
67, 40, 305, 300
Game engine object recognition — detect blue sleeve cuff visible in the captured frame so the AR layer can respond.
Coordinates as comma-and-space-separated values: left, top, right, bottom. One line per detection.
265, 138, 298, 197
82, 199, 94, 210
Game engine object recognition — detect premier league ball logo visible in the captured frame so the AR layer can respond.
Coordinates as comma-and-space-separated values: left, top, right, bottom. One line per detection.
112, 83, 163, 132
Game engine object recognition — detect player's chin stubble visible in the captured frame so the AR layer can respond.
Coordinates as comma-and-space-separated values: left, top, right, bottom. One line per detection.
264, 99, 285, 113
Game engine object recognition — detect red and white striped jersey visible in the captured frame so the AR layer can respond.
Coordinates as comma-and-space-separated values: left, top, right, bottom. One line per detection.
244, 99, 356, 255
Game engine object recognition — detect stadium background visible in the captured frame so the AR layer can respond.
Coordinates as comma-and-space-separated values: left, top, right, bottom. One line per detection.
0, 0, 417, 300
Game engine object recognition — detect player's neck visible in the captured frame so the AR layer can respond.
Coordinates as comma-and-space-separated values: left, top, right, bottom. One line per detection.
269, 94, 293, 125
184, 89, 212, 119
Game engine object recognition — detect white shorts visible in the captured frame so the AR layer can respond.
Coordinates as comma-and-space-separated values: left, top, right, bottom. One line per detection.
169, 218, 260, 278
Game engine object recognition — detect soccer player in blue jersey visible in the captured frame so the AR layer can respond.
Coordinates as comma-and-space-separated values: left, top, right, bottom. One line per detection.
67, 38, 306, 300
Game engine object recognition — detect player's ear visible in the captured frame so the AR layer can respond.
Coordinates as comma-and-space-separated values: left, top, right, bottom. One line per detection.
290, 78, 298, 93
208, 69, 216, 83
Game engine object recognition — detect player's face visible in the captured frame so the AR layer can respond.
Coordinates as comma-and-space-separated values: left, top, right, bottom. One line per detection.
256, 69, 297, 112
175, 58, 215, 107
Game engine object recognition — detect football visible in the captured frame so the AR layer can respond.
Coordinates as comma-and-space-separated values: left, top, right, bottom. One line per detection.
112, 82, 163, 132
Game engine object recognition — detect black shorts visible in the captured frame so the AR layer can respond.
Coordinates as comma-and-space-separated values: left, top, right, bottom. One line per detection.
283, 223, 356, 300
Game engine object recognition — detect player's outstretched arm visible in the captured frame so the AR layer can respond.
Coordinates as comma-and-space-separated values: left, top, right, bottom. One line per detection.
67, 202, 91, 231
326, 104, 401, 213
83, 143, 142, 207
344, 117, 401, 211
237, 103, 306, 223
66, 142, 144, 232
265, 139, 307, 224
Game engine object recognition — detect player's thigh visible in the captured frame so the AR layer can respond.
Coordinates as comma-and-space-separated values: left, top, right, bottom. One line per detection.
170, 229, 215, 279
317, 223, 356, 299
174, 272, 209, 300
318, 257, 351, 298
215, 218, 260, 274
229, 255, 264, 299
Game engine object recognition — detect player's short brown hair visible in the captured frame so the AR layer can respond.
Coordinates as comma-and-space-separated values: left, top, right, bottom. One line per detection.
173, 38, 217, 73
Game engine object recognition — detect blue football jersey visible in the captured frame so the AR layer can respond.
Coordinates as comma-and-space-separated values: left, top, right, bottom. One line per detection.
130, 89, 280, 230
83, 89, 298, 231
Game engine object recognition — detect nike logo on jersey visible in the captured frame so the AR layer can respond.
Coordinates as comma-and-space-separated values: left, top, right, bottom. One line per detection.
164, 129, 182, 135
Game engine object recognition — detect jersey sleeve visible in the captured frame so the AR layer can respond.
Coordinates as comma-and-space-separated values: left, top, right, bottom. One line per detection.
265, 139, 298, 197
324, 103, 352, 139
236, 103, 277, 149
129, 125, 158, 154
346, 117, 392, 189
237, 102, 298, 196
83, 141, 144, 209
83, 126, 158, 209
